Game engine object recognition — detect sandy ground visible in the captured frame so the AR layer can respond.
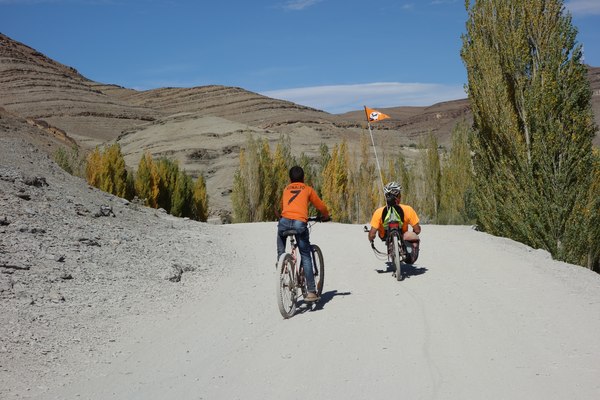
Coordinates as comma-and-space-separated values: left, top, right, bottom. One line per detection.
18, 223, 600, 400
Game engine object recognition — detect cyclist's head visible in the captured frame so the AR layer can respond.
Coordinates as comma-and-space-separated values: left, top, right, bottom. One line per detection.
289, 166, 304, 183
384, 181, 402, 204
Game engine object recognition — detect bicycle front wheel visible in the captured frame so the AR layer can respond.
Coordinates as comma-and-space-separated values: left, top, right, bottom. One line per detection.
276, 253, 297, 319
311, 244, 325, 296
391, 234, 404, 281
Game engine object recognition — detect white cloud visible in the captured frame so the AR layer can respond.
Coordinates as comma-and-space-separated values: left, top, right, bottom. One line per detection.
281, 0, 322, 11
262, 82, 466, 114
565, 0, 600, 15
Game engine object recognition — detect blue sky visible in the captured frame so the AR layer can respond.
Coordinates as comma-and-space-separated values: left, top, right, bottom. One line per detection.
1, 0, 599, 114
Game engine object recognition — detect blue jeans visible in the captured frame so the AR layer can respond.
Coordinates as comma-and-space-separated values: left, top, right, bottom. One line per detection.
277, 218, 315, 293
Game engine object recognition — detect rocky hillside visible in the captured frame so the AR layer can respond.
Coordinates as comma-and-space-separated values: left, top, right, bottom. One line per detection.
0, 119, 235, 398
1, 33, 599, 217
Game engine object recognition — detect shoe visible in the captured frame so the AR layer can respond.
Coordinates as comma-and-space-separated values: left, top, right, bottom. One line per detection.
305, 292, 318, 302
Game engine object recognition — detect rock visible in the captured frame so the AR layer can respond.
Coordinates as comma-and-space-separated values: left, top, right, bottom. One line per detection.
60, 272, 73, 280
47, 291, 65, 303
163, 264, 184, 282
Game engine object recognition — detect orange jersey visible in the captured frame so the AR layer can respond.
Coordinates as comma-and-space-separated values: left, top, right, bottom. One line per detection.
281, 183, 328, 222
370, 204, 419, 238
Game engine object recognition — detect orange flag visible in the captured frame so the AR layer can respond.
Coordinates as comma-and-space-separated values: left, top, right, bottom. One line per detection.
364, 106, 390, 122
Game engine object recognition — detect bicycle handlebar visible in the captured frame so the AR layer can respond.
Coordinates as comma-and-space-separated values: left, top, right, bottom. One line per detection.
308, 215, 331, 223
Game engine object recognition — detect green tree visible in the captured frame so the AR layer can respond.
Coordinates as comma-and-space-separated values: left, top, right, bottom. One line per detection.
417, 133, 441, 222
439, 121, 475, 225
156, 157, 180, 212
85, 147, 102, 188
461, 0, 597, 265
321, 141, 350, 223
242, 136, 262, 221
382, 149, 415, 209
101, 144, 129, 199
271, 135, 293, 218
258, 139, 275, 221
85, 144, 130, 199
356, 136, 375, 221
171, 171, 193, 217
54, 145, 84, 176
313, 143, 331, 195
231, 149, 249, 222
191, 173, 209, 222
581, 148, 600, 271
135, 152, 160, 208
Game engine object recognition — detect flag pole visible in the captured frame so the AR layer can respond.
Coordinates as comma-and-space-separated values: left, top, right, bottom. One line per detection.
364, 106, 386, 200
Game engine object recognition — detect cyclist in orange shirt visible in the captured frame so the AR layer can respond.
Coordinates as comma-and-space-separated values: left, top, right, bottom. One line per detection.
367, 181, 421, 264
277, 166, 330, 302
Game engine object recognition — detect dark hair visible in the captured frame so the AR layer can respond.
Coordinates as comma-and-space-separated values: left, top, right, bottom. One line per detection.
385, 194, 397, 206
289, 166, 304, 182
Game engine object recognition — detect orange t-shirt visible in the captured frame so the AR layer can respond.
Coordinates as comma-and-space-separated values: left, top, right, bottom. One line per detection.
281, 182, 328, 223
370, 204, 419, 238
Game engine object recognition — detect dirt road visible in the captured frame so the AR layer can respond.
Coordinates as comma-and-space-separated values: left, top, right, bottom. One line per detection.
36, 222, 600, 400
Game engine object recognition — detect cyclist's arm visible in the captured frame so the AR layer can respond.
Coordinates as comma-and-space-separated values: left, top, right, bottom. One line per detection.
368, 208, 383, 242
401, 205, 421, 234
368, 227, 378, 242
412, 223, 421, 235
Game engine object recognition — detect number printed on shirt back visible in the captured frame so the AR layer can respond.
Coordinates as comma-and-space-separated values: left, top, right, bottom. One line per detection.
288, 189, 301, 204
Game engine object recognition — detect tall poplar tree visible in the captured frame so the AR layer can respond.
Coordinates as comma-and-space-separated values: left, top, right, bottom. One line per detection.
461, 0, 597, 265
421, 133, 442, 222
321, 141, 350, 223
258, 139, 275, 221
231, 149, 251, 223
272, 136, 292, 218
439, 121, 475, 225
356, 134, 379, 223
156, 158, 179, 213
586, 150, 600, 270
171, 171, 192, 217
191, 173, 209, 222
135, 152, 160, 208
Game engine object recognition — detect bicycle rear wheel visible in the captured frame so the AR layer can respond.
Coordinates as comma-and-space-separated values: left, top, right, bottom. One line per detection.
311, 244, 325, 296
276, 253, 297, 319
391, 234, 404, 281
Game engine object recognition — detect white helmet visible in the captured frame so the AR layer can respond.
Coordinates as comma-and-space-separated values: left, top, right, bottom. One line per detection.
383, 181, 402, 198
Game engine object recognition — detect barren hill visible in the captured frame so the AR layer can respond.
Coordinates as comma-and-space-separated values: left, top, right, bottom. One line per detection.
1, 33, 599, 217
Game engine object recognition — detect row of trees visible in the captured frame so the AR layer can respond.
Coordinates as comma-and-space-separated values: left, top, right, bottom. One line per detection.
230, 124, 475, 227
84, 144, 208, 221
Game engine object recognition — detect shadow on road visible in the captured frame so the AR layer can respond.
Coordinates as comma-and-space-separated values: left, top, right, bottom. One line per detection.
402, 264, 428, 278
295, 290, 351, 315
378, 262, 428, 279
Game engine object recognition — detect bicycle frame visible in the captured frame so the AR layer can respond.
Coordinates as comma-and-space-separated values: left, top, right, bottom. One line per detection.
386, 222, 406, 261
286, 235, 302, 293
284, 227, 319, 296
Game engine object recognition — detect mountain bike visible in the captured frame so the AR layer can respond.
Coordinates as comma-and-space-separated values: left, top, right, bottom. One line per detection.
276, 216, 328, 319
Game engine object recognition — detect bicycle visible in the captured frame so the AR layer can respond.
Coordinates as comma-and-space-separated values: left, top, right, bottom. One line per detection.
276, 216, 328, 319
365, 216, 407, 281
